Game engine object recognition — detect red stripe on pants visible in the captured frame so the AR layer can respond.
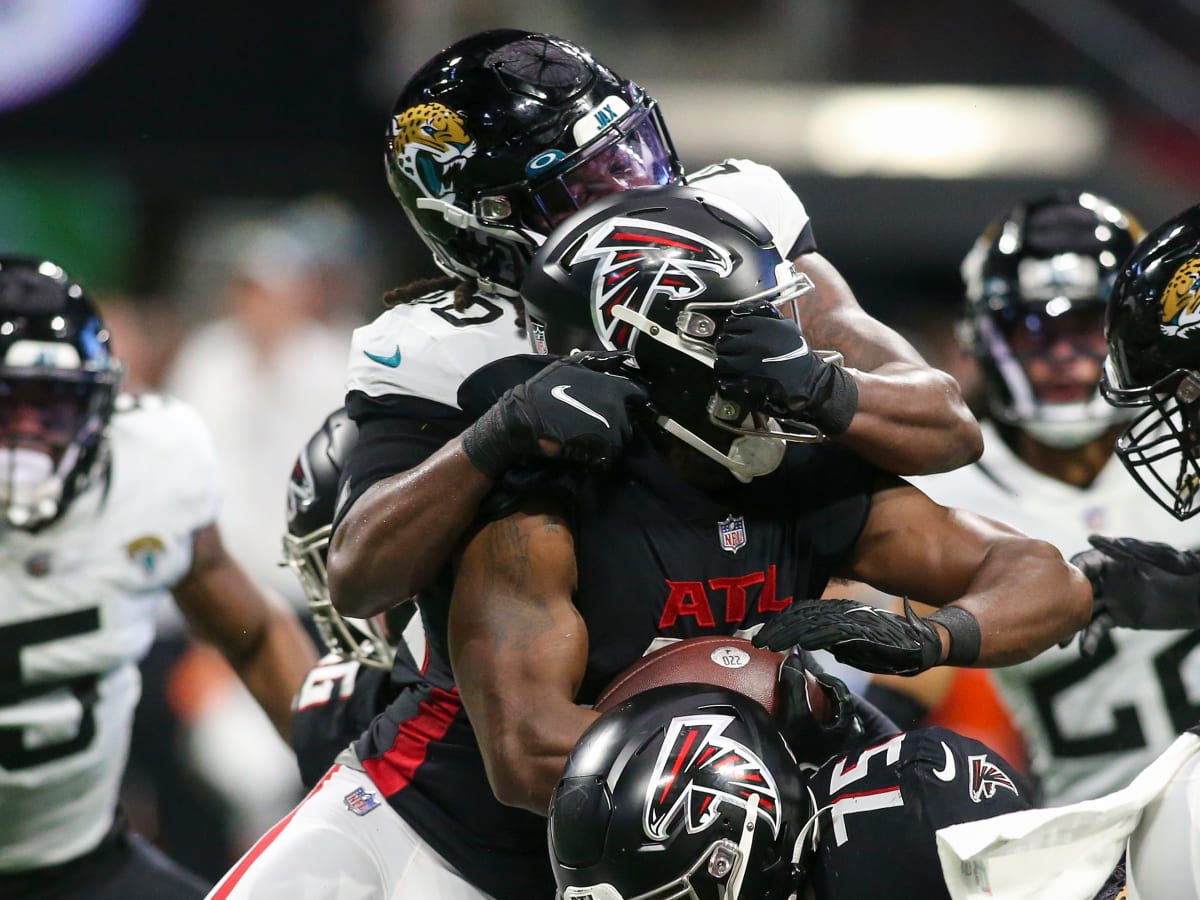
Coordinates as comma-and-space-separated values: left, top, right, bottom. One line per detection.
210, 764, 341, 899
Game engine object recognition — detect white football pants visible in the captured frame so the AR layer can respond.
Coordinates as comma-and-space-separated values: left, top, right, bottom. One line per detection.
206, 763, 496, 900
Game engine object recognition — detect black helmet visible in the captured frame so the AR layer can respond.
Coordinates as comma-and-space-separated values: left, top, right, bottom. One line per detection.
523, 184, 819, 481
283, 407, 393, 668
549, 683, 808, 900
959, 190, 1144, 448
384, 29, 681, 298
1102, 202, 1200, 519
0, 256, 123, 529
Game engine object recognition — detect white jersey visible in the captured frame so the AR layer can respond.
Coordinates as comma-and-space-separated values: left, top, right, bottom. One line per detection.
910, 420, 1200, 805
0, 395, 220, 870
346, 159, 811, 406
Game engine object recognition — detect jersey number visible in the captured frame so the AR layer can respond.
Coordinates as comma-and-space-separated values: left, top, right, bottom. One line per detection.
1030, 630, 1200, 758
431, 296, 503, 328
0, 608, 102, 770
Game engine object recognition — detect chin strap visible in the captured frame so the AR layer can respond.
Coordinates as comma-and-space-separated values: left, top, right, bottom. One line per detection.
656, 415, 785, 482
726, 793, 761, 900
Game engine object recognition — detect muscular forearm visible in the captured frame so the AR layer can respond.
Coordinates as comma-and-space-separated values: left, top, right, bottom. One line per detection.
948, 539, 1092, 666
328, 435, 493, 618
836, 362, 982, 475
229, 605, 318, 742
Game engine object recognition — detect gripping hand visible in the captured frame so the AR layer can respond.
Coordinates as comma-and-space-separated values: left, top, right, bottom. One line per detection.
776, 651, 865, 765
461, 350, 648, 478
1070, 535, 1200, 656
714, 301, 857, 435
752, 597, 943, 676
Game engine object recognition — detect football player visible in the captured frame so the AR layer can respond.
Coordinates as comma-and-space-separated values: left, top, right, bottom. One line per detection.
326, 27, 985, 625
0, 257, 317, 900
205, 181, 1053, 900
549, 683, 1051, 900
282, 407, 431, 789
857, 192, 1200, 806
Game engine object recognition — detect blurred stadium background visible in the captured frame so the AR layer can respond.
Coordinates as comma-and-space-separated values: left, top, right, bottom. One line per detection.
3, 0, 1197, 881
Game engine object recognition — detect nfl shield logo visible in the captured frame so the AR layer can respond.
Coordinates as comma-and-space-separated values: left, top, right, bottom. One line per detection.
343, 786, 381, 816
718, 515, 747, 554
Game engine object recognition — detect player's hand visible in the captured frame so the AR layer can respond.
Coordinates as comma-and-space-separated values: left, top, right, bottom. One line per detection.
1070, 535, 1200, 657
714, 301, 858, 435
752, 597, 943, 676
776, 651, 865, 765
461, 350, 648, 477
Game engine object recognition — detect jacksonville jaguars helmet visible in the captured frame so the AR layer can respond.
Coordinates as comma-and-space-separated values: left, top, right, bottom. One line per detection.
960, 190, 1143, 449
283, 407, 394, 669
549, 683, 807, 900
1102, 202, 1200, 519
0, 257, 123, 529
385, 29, 681, 298
522, 184, 820, 482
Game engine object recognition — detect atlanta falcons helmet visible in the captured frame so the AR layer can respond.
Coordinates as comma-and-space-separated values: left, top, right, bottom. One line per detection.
959, 190, 1143, 448
0, 257, 123, 529
385, 29, 681, 298
283, 407, 393, 668
1102, 202, 1200, 519
522, 184, 820, 481
549, 683, 808, 900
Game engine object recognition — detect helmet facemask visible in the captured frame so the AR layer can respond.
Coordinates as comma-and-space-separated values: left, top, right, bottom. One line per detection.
968, 295, 1134, 449
281, 523, 394, 669
1101, 363, 1200, 520
0, 350, 120, 528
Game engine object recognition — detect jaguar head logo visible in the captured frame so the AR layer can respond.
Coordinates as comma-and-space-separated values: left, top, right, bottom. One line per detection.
1160, 256, 1200, 335
390, 102, 477, 203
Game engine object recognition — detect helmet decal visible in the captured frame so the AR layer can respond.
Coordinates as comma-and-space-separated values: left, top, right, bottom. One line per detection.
286, 452, 316, 522
389, 102, 477, 202
571, 216, 733, 349
1160, 257, 1200, 335
644, 714, 782, 842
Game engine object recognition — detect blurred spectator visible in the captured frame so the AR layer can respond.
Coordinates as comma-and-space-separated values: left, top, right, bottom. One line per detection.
152, 198, 360, 866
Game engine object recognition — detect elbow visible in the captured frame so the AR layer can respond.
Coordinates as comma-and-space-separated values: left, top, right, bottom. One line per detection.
485, 732, 548, 813
326, 528, 412, 620
936, 371, 984, 469
1026, 539, 1092, 638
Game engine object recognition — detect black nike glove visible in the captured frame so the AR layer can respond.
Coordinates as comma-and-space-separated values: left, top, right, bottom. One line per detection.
752, 597, 943, 676
1070, 535, 1200, 657
714, 301, 858, 435
776, 651, 865, 766
461, 350, 648, 478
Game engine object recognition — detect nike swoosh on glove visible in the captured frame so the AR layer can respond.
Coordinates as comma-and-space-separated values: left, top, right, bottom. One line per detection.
1070, 534, 1200, 657
714, 300, 857, 435
752, 597, 942, 675
461, 350, 649, 477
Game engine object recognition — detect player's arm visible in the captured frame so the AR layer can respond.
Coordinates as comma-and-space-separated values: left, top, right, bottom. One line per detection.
755, 477, 1091, 671
172, 522, 319, 742
329, 430, 494, 618
794, 252, 982, 475
448, 507, 598, 815
330, 354, 646, 619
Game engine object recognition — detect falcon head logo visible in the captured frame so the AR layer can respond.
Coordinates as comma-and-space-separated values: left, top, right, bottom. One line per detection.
967, 753, 1019, 803
569, 217, 734, 351
644, 714, 781, 841
286, 453, 316, 521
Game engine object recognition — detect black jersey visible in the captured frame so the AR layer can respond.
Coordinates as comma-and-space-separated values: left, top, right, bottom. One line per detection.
803, 727, 1032, 899
346, 353, 881, 900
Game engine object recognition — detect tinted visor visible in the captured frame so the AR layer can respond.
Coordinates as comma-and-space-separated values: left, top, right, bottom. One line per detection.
0, 376, 94, 450
996, 301, 1107, 362
523, 103, 680, 233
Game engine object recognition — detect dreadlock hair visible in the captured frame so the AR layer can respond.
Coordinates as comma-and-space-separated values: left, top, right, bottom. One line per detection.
381, 276, 526, 328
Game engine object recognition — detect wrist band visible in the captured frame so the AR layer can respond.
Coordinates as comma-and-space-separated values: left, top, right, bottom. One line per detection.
926, 605, 981, 666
